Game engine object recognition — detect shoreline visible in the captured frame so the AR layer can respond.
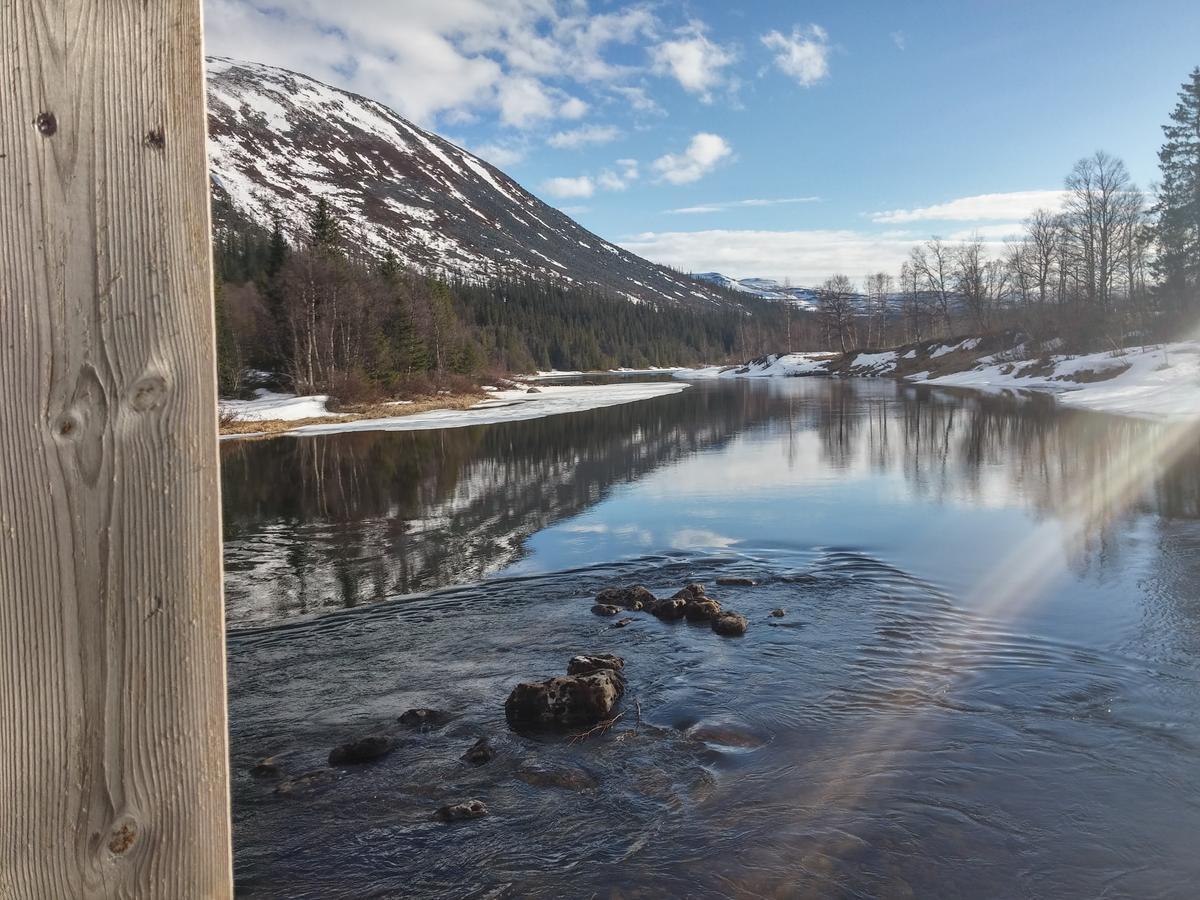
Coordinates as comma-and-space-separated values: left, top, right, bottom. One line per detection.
673, 340, 1200, 423
220, 381, 691, 441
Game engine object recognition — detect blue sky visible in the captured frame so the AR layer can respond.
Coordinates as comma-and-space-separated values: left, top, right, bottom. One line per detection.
206, 0, 1200, 283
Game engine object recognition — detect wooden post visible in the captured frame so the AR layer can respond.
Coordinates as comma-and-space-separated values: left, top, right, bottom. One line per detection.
1, 1, 233, 896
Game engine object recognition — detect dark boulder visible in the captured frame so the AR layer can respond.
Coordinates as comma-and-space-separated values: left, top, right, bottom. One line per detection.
462, 737, 496, 766
672, 583, 706, 601
591, 603, 620, 617
566, 653, 625, 676
399, 708, 451, 729
651, 596, 688, 621
612, 617, 635, 628
711, 612, 748, 637
769, 608, 786, 618
526, 387, 542, 394
684, 598, 722, 622
716, 577, 756, 587
596, 585, 656, 610
435, 799, 489, 822
328, 734, 396, 765
505, 670, 624, 728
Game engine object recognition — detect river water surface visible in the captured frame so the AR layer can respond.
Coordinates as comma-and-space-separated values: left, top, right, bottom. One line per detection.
222, 376, 1200, 898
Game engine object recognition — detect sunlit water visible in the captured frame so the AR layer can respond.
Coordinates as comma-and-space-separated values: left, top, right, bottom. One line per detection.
223, 377, 1200, 898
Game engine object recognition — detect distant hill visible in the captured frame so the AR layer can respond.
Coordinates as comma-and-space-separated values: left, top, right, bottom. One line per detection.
206, 58, 734, 310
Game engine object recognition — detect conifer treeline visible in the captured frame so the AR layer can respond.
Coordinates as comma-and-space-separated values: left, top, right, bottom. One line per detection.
213, 199, 797, 398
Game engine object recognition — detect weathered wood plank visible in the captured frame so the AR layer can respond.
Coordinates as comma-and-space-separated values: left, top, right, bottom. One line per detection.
0, 1, 232, 896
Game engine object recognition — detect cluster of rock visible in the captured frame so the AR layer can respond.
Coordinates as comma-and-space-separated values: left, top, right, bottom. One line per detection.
505, 654, 625, 728
264, 707, 491, 822
591, 583, 749, 637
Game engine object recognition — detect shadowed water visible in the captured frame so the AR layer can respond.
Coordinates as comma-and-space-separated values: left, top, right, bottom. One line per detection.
222, 378, 1200, 898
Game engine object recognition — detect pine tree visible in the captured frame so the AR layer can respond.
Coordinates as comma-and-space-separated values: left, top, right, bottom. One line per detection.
1154, 67, 1200, 309
309, 197, 341, 252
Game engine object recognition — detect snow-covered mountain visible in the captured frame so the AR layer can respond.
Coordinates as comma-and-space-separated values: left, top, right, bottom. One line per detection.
694, 273, 821, 309
206, 58, 729, 308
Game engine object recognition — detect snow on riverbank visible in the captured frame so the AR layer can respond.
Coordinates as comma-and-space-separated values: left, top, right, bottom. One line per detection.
219, 390, 335, 421
221, 382, 690, 440
916, 342, 1200, 420
521, 366, 686, 380
675, 353, 836, 379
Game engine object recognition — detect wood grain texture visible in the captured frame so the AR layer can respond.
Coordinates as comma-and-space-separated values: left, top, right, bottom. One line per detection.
0, 2, 232, 896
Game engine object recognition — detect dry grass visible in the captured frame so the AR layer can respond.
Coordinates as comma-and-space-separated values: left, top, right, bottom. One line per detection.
219, 391, 487, 440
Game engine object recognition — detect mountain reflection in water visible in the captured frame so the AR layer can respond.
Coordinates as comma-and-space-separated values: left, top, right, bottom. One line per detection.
221, 378, 1200, 629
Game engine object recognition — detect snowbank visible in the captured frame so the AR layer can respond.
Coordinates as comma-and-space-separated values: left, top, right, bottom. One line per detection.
915, 342, 1200, 420
220, 389, 334, 421
222, 382, 690, 440
675, 352, 835, 380
520, 366, 685, 380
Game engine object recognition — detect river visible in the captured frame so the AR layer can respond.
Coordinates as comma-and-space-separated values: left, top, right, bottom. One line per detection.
222, 376, 1200, 898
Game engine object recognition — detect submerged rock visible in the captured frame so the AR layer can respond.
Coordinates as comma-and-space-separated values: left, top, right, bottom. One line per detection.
250, 757, 281, 779
612, 617, 635, 628
770, 608, 786, 618
716, 576, 757, 587
591, 603, 620, 617
328, 734, 396, 765
711, 611, 749, 637
515, 766, 599, 791
505, 670, 624, 728
435, 799, 489, 822
399, 708, 451, 729
274, 769, 338, 795
684, 598, 722, 622
566, 653, 625, 676
462, 737, 496, 766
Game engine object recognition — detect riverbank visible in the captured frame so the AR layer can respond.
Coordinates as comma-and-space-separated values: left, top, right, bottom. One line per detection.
220, 381, 690, 440
674, 339, 1200, 421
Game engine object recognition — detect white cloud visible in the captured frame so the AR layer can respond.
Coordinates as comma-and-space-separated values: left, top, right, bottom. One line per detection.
542, 175, 595, 198
559, 96, 589, 119
547, 124, 622, 149
870, 190, 1068, 224
497, 76, 558, 127
618, 228, 1010, 284
204, 0, 658, 128
650, 23, 736, 102
597, 158, 639, 190
761, 24, 831, 87
667, 196, 821, 214
891, 31, 907, 51
471, 139, 527, 167
652, 133, 733, 185
610, 84, 662, 114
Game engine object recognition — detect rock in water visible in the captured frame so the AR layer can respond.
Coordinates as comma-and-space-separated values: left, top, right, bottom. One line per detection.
566, 653, 625, 676
435, 799, 489, 822
684, 598, 722, 622
716, 577, 757, 587
674, 583, 707, 600
612, 617, 635, 628
505, 670, 624, 727
591, 603, 620, 617
526, 387, 542, 394
770, 608, 786, 618
651, 596, 688, 621
462, 737, 496, 766
711, 612, 749, 637
595, 585, 656, 610
328, 735, 396, 765
399, 708, 450, 729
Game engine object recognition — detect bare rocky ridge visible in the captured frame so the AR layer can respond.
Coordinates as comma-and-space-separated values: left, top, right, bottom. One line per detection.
206, 57, 731, 309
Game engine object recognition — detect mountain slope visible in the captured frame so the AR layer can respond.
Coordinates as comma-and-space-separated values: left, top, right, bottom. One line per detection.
206, 58, 727, 308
